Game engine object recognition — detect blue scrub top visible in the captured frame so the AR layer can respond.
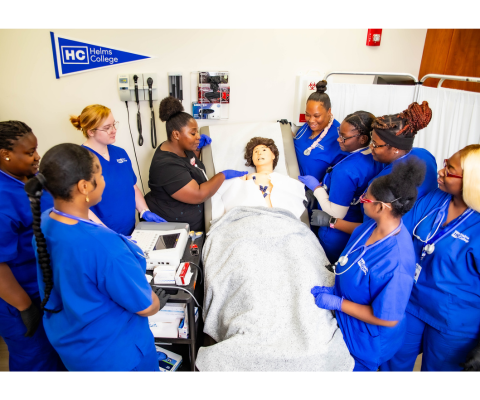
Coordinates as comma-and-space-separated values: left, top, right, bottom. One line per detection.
35, 211, 154, 371
0, 170, 53, 297
82, 144, 137, 235
402, 188, 480, 339
318, 149, 384, 263
294, 119, 348, 181
362, 148, 438, 224
334, 219, 416, 370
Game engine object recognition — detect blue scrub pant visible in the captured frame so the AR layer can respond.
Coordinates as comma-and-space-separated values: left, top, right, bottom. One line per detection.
380, 312, 478, 371
353, 359, 375, 371
131, 342, 160, 371
318, 226, 351, 264
0, 297, 65, 371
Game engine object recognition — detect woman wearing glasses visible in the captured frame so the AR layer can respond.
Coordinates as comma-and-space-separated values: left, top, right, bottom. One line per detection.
298, 111, 384, 263
312, 102, 438, 236
70, 105, 165, 235
382, 145, 480, 371
311, 157, 425, 371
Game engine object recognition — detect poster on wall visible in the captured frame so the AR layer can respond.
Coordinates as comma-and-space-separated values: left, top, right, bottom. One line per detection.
50, 32, 153, 79
293, 73, 324, 126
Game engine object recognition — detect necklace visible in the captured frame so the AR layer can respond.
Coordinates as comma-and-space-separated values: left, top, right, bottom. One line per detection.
303, 115, 334, 156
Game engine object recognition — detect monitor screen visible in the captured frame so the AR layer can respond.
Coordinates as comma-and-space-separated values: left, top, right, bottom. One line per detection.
154, 233, 180, 250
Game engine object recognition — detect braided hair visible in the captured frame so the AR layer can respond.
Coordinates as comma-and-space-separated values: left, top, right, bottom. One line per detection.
159, 96, 194, 141
24, 144, 97, 313
307, 80, 331, 110
0, 120, 32, 150
343, 111, 375, 145
370, 156, 426, 218
372, 101, 432, 151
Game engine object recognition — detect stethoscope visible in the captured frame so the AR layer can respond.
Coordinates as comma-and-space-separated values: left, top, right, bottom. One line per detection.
327, 222, 402, 275
322, 146, 368, 191
51, 208, 145, 258
412, 197, 474, 257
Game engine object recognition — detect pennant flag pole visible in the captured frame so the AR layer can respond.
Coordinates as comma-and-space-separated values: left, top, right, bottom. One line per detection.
50, 32, 153, 79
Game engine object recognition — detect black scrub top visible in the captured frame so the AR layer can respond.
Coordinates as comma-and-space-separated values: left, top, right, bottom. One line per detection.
145, 144, 208, 231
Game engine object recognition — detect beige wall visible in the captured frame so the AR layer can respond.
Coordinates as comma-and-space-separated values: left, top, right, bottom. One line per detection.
0, 29, 427, 191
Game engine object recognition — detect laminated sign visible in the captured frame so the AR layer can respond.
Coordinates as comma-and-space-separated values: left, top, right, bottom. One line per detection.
50, 32, 152, 79
293, 73, 324, 126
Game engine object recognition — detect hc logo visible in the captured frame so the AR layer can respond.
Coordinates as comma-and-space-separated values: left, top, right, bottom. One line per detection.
61, 46, 89, 64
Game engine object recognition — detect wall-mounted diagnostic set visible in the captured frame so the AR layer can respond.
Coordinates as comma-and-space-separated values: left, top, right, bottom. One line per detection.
190, 71, 229, 120
118, 73, 158, 148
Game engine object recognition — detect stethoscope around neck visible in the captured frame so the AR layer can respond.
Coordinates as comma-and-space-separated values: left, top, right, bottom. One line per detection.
412, 197, 474, 256
327, 222, 402, 275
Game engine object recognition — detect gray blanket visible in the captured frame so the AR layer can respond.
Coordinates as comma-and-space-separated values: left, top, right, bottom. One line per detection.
196, 206, 354, 371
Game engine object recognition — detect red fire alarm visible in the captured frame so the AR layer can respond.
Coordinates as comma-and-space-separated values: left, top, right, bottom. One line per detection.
366, 29, 382, 46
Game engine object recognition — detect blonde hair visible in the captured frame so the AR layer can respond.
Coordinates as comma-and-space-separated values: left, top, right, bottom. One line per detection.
460, 144, 480, 213
70, 104, 111, 138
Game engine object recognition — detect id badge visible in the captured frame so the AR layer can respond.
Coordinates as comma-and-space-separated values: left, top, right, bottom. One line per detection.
414, 263, 422, 283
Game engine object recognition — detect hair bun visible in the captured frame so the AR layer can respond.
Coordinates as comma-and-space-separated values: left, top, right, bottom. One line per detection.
404, 101, 432, 132
159, 96, 184, 122
316, 80, 328, 94
69, 115, 82, 130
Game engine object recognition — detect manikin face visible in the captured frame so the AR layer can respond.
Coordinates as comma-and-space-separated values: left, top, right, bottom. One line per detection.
252, 145, 275, 168
438, 151, 463, 197
305, 101, 331, 133
87, 113, 117, 146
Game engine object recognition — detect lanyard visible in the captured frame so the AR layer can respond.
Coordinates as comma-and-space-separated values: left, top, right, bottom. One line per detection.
332, 222, 402, 275
413, 198, 475, 259
322, 147, 368, 190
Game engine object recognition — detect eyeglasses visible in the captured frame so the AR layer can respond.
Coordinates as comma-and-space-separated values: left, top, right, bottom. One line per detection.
93, 121, 119, 133
337, 127, 361, 144
359, 193, 392, 208
369, 140, 389, 149
443, 159, 463, 179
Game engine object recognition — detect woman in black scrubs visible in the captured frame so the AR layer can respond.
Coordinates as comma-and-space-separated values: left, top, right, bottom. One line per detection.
145, 97, 246, 231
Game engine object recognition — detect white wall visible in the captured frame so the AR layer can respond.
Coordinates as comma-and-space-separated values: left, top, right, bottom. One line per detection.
0, 29, 427, 192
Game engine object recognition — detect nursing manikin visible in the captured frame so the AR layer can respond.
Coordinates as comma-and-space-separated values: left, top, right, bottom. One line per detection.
211, 137, 306, 220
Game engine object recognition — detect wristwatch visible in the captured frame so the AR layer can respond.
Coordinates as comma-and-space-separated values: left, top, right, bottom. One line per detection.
329, 216, 338, 229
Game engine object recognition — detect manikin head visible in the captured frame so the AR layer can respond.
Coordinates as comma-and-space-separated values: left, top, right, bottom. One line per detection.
244, 137, 279, 171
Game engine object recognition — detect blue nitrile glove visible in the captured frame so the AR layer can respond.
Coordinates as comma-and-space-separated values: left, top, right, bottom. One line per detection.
314, 292, 343, 311
311, 286, 334, 297
221, 170, 248, 180
298, 175, 321, 192
143, 211, 167, 223
311, 210, 332, 227
197, 134, 212, 149
157, 352, 167, 362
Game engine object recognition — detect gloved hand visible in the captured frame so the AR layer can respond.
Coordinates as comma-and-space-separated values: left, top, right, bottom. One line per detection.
197, 134, 212, 149
461, 341, 480, 371
153, 287, 170, 311
314, 292, 343, 311
20, 302, 42, 337
311, 286, 334, 297
304, 189, 316, 210
277, 119, 291, 126
298, 175, 321, 192
143, 211, 167, 223
221, 170, 248, 180
311, 210, 332, 227
157, 352, 167, 361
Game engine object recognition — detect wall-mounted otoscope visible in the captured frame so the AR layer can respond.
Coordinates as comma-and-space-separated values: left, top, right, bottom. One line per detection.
133, 75, 144, 146
147, 77, 157, 149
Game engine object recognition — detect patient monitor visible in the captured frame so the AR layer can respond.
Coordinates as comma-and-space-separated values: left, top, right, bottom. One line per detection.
131, 222, 189, 270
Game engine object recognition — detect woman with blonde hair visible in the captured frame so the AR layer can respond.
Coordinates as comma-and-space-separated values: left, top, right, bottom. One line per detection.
382, 145, 480, 371
70, 105, 165, 235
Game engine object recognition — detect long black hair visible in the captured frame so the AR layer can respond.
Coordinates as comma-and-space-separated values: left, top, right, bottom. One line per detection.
159, 96, 194, 141
370, 156, 426, 218
24, 144, 97, 312
0, 120, 32, 150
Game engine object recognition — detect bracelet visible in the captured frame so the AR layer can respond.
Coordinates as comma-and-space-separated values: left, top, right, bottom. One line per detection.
140, 209, 149, 219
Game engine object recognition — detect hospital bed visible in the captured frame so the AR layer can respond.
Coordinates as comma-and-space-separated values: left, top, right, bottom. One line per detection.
200, 121, 309, 231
